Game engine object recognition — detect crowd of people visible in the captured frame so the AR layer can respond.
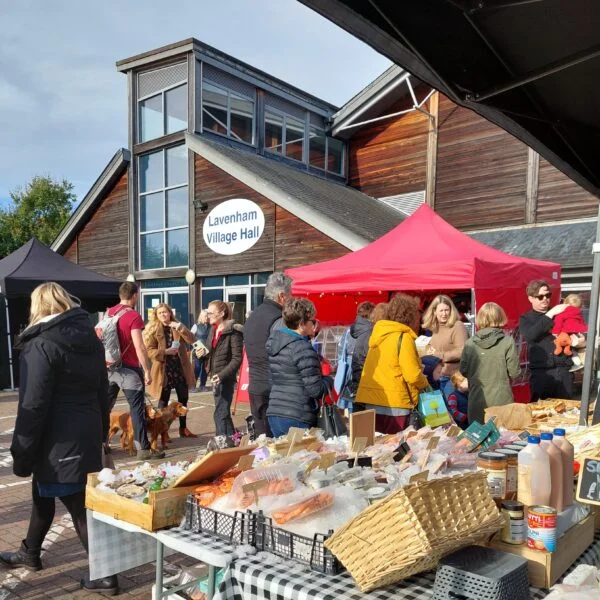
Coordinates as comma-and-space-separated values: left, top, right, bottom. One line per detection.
0, 273, 588, 593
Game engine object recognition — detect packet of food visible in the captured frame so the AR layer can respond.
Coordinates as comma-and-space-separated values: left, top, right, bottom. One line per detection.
271, 489, 335, 525
228, 463, 298, 508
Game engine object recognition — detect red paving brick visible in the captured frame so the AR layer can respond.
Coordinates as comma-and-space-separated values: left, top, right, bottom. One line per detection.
0, 390, 251, 598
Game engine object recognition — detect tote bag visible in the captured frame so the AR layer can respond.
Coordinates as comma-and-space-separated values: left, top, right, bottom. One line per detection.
418, 389, 451, 428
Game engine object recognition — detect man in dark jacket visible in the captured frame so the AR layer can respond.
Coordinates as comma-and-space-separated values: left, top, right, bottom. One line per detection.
244, 272, 292, 437
349, 302, 375, 399
266, 298, 330, 437
519, 280, 570, 401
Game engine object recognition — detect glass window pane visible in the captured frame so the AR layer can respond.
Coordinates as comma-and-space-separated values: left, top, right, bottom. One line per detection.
202, 82, 228, 136
309, 129, 326, 170
141, 232, 164, 269
285, 116, 305, 161
166, 186, 188, 228
167, 292, 190, 326
226, 274, 249, 286
251, 287, 265, 311
230, 94, 254, 144
139, 151, 163, 193
166, 145, 187, 187
139, 94, 163, 143
327, 137, 345, 175
202, 276, 224, 287
165, 84, 188, 135
202, 288, 224, 308
265, 110, 283, 154
166, 228, 188, 267
140, 191, 164, 232
252, 272, 270, 285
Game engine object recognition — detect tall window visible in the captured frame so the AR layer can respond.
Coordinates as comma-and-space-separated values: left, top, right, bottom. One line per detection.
202, 80, 254, 145
309, 128, 345, 176
138, 145, 189, 270
265, 109, 305, 162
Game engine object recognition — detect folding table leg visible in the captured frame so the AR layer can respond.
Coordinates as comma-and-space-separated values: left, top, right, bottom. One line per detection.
207, 564, 217, 599
155, 540, 164, 599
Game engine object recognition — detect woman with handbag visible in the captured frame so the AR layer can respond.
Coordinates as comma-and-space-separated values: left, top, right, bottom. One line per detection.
266, 298, 332, 437
144, 303, 197, 438
460, 302, 520, 424
356, 294, 429, 433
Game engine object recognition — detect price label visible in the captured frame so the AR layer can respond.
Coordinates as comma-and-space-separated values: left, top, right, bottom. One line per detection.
319, 453, 336, 472
239, 435, 250, 448
308, 428, 320, 437
409, 470, 429, 483
400, 451, 413, 464
446, 425, 460, 437
427, 437, 440, 450
242, 479, 268, 505
308, 442, 322, 452
286, 428, 305, 457
422, 431, 435, 440
306, 459, 321, 476
237, 455, 255, 471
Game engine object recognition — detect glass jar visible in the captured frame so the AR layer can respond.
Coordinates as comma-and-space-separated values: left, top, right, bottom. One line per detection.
477, 451, 508, 500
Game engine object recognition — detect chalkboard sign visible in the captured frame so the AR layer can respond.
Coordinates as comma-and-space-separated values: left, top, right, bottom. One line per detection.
575, 457, 600, 506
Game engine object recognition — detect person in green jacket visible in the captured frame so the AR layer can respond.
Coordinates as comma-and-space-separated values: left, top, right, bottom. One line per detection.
459, 302, 520, 424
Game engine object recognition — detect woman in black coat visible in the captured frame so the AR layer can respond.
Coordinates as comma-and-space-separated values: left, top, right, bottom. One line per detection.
0, 283, 115, 595
202, 300, 243, 436
266, 298, 330, 437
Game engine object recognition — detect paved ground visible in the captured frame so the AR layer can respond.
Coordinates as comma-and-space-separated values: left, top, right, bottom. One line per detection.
0, 389, 251, 599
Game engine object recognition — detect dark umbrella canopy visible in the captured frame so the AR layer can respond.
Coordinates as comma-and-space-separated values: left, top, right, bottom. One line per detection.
0, 238, 120, 304
299, 0, 600, 198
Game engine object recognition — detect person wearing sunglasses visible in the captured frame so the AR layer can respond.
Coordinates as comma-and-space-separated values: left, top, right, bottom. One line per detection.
519, 280, 571, 401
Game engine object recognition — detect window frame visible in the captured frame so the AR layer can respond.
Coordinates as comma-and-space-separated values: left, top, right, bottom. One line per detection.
264, 107, 306, 163
309, 127, 346, 176
137, 81, 188, 144
138, 145, 189, 271
201, 79, 256, 146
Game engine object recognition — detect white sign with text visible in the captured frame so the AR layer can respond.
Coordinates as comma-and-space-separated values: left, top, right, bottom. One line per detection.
203, 199, 265, 255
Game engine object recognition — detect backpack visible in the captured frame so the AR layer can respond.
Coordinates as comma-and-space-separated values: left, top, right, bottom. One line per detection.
95, 307, 132, 370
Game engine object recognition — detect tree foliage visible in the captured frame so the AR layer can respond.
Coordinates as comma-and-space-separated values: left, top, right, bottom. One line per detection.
0, 176, 75, 258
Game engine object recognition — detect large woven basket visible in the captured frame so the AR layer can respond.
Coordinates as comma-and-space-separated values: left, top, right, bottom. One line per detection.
324, 471, 504, 592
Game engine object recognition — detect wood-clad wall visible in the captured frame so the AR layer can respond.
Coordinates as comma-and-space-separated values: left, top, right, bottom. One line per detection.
194, 155, 347, 276
536, 157, 598, 222
63, 171, 129, 280
435, 95, 528, 229
348, 95, 429, 198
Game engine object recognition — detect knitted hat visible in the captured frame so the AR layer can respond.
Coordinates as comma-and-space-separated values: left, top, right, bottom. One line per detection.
421, 355, 443, 389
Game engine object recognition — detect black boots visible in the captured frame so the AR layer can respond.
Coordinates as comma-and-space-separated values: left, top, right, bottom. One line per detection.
80, 574, 119, 596
0, 540, 42, 571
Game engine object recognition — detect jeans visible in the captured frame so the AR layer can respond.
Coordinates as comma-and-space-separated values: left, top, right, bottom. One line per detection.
268, 416, 311, 438
213, 379, 236, 436
249, 390, 272, 437
107, 366, 150, 450
159, 379, 189, 429
193, 356, 208, 387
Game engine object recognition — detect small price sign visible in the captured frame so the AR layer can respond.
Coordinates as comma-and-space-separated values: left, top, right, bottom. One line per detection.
446, 425, 460, 437
286, 427, 305, 457
427, 437, 440, 450
237, 455, 255, 471
409, 471, 429, 483
239, 435, 250, 448
242, 479, 268, 506
319, 453, 336, 472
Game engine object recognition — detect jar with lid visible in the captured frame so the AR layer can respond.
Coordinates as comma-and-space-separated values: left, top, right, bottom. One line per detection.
477, 451, 508, 500
496, 448, 518, 500
500, 500, 525, 544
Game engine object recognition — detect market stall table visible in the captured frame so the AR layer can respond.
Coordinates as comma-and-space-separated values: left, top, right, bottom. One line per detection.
212, 532, 600, 600
88, 510, 250, 599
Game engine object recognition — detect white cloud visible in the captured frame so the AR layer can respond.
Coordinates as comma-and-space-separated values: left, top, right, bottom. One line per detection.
0, 0, 391, 201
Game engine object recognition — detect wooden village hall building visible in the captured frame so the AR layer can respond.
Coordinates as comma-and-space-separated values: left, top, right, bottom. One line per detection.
52, 38, 598, 325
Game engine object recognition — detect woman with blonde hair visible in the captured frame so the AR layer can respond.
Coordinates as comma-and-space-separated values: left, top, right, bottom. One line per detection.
144, 303, 197, 438
197, 300, 243, 436
422, 294, 468, 377
0, 283, 116, 594
356, 294, 429, 433
459, 302, 520, 424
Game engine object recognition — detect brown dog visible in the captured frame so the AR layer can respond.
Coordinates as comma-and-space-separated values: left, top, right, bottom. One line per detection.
148, 402, 188, 451
107, 404, 157, 455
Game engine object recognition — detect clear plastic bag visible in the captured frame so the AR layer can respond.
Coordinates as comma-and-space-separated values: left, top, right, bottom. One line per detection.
228, 463, 299, 509
271, 488, 335, 525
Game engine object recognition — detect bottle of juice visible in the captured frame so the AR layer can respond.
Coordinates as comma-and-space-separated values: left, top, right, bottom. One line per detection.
540, 433, 564, 512
517, 435, 551, 507
553, 428, 574, 508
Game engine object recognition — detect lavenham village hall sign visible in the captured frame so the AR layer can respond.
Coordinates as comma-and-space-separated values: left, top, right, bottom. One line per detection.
203, 199, 265, 256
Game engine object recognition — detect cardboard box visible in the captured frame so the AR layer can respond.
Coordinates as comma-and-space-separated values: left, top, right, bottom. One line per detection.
489, 513, 594, 588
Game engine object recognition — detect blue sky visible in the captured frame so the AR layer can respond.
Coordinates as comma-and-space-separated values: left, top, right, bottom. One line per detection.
0, 0, 390, 207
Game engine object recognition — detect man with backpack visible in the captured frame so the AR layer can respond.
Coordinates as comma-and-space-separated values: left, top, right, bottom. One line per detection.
102, 282, 164, 459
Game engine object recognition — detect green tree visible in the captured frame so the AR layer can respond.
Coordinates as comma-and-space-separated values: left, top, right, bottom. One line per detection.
0, 176, 76, 257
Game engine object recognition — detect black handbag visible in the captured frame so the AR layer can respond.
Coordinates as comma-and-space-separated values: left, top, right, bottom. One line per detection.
317, 387, 348, 438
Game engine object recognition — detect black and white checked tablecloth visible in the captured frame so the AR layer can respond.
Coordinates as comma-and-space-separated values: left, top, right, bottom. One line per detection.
214, 532, 600, 600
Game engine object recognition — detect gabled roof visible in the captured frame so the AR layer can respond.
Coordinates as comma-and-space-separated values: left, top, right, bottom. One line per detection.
51, 149, 130, 254
185, 133, 403, 250
470, 220, 596, 271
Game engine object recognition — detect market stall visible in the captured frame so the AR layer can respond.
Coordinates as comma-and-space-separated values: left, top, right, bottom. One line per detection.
286, 204, 560, 327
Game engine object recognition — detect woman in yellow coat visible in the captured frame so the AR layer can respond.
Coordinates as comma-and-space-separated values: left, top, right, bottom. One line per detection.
356, 294, 429, 433
144, 303, 197, 437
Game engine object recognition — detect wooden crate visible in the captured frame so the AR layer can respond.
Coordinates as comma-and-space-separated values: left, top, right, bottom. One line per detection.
488, 513, 594, 588
86, 473, 196, 531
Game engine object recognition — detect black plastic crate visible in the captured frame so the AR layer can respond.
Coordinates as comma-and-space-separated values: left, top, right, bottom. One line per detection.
184, 495, 256, 545
255, 512, 344, 575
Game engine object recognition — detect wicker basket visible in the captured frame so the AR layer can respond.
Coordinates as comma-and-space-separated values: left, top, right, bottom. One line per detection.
324, 471, 504, 592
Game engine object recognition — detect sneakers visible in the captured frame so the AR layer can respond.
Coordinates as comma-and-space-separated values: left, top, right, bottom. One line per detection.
0, 540, 42, 571
137, 448, 165, 460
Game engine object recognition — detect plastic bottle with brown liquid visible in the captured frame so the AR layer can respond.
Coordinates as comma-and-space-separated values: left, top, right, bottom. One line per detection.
540, 433, 564, 512
553, 428, 574, 508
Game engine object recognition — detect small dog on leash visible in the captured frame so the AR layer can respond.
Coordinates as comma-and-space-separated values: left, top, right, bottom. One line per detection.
107, 403, 157, 456
148, 402, 188, 451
